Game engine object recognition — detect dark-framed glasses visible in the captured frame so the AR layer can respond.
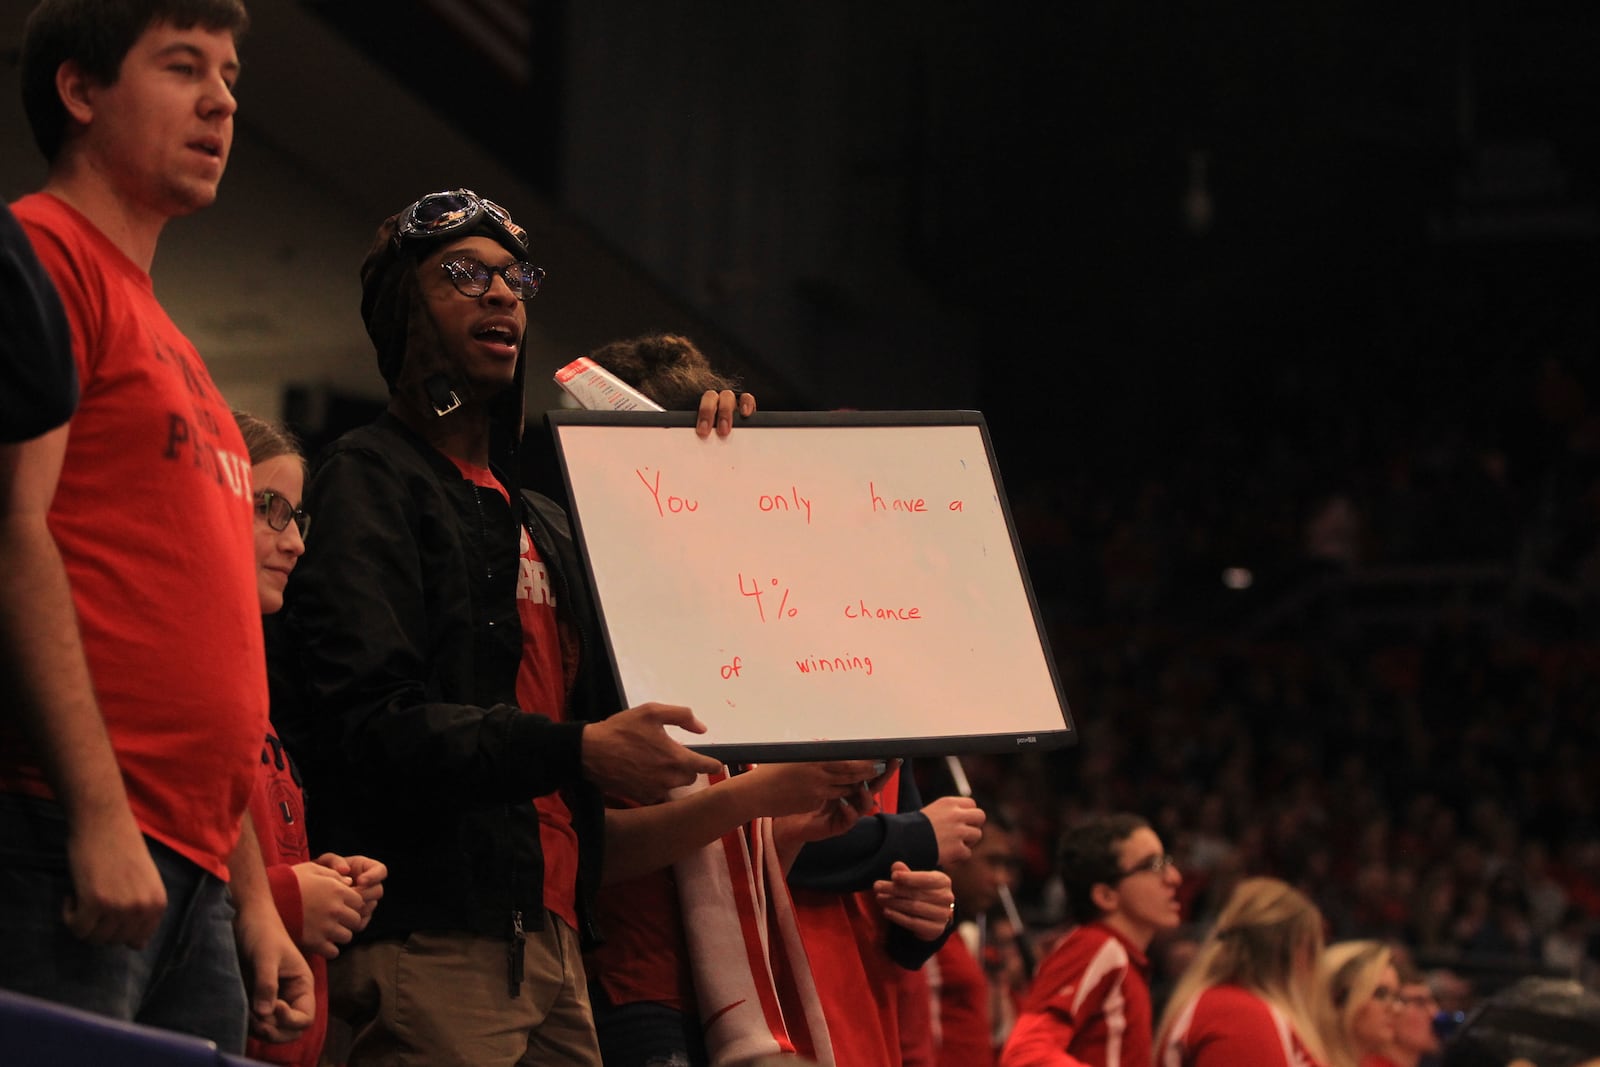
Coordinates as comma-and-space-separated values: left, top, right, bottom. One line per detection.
439, 254, 545, 301
395, 188, 528, 252
1115, 853, 1179, 880
254, 490, 310, 538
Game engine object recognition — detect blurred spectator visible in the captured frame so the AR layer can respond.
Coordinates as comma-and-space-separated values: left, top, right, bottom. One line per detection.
930, 802, 1019, 1066
1321, 940, 1401, 1067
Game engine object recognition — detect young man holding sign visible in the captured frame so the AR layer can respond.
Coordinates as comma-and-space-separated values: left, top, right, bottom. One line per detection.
274, 191, 883, 1065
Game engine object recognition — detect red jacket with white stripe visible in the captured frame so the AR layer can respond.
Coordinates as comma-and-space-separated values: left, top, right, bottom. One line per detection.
1156, 984, 1325, 1067
1000, 921, 1151, 1067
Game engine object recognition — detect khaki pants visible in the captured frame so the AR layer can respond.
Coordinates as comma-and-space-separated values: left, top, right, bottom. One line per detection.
327, 914, 601, 1067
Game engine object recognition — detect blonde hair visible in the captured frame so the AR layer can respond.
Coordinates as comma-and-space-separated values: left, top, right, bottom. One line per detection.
1318, 939, 1395, 1067
1155, 877, 1330, 1065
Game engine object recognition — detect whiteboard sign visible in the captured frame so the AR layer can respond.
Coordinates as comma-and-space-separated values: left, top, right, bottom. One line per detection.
547, 409, 1075, 761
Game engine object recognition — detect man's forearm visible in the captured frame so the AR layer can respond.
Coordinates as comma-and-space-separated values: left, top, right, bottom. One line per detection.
601, 776, 770, 884
0, 432, 129, 822
228, 809, 274, 911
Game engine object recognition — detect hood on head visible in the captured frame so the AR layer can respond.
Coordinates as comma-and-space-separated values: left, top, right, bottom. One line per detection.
359, 209, 531, 455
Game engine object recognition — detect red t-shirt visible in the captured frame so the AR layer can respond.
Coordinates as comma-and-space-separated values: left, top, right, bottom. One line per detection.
589, 837, 694, 1010
2, 193, 265, 880
449, 458, 579, 928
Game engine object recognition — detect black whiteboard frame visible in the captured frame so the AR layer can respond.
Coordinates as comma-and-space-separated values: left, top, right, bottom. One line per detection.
546, 408, 1077, 762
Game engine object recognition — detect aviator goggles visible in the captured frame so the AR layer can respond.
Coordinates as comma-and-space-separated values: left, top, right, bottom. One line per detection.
254, 489, 311, 538
394, 188, 529, 253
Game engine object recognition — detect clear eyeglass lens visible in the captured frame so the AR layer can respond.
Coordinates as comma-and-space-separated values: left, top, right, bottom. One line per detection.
256, 492, 308, 537
255, 493, 287, 531
443, 257, 543, 300
507, 263, 544, 298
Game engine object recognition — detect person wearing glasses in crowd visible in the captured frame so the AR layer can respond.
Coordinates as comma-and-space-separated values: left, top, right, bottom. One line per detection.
233, 411, 389, 1067
1319, 940, 1402, 1067
273, 190, 882, 1066
1370, 956, 1442, 1067
0, 0, 313, 1050
1154, 877, 1331, 1067
1000, 812, 1183, 1067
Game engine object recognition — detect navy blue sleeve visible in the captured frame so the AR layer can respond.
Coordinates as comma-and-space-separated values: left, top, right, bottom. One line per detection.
0, 203, 76, 443
787, 760, 939, 891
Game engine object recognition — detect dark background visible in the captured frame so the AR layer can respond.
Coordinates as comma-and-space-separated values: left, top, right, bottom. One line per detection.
305, 0, 1600, 634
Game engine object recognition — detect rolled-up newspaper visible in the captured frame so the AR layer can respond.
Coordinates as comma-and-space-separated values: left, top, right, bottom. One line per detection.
553, 356, 664, 412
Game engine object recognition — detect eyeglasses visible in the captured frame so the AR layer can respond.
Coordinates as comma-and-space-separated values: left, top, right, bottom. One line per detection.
439, 254, 545, 301
1369, 986, 1405, 1011
254, 490, 310, 538
1115, 853, 1179, 880
395, 188, 528, 252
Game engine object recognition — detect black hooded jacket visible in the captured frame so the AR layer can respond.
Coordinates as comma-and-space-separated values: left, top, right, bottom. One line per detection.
274, 411, 616, 946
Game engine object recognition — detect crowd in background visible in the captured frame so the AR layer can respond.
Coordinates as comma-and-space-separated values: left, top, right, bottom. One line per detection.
948, 240, 1600, 1026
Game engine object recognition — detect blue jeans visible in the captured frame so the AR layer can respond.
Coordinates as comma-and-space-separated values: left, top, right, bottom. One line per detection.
0, 794, 248, 1052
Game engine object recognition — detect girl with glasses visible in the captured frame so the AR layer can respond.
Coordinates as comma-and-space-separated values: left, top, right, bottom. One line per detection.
1371, 956, 1443, 1067
1318, 939, 1402, 1067
233, 410, 387, 1067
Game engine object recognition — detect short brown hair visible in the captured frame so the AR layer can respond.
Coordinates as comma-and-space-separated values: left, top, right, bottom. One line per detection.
21, 0, 250, 161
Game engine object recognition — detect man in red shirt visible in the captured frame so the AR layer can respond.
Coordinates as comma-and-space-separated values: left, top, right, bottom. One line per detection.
1000, 813, 1182, 1067
0, 0, 311, 1051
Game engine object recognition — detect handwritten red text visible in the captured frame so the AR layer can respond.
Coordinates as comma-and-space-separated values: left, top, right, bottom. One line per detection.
637, 467, 699, 516
758, 485, 812, 524
844, 600, 922, 621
